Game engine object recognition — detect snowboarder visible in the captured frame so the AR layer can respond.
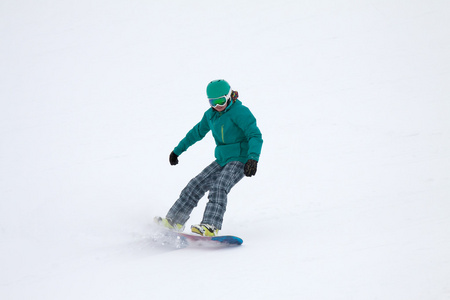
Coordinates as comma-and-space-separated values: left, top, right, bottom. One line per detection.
155, 79, 263, 237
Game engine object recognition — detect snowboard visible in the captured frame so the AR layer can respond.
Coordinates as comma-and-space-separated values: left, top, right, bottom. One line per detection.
153, 227, 243, 248
178, 232, 243, 246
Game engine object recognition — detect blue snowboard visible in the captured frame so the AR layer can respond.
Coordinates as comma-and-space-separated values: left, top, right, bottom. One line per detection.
178, 232, 243, 246
154, 227, 243, 248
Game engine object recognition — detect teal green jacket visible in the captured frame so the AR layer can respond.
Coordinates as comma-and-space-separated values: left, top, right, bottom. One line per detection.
173, 100, 263, 166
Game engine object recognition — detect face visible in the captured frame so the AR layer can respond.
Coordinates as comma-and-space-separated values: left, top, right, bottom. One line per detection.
209, 90, 231, 112
213, 102, 228, 112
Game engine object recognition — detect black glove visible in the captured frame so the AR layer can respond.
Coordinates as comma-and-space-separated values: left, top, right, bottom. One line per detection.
244, 159, 258, 177
169, 151, 179, 165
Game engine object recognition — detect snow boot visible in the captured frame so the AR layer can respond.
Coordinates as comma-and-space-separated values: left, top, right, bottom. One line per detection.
154, 216, 184, 232
191, 224, 219, 237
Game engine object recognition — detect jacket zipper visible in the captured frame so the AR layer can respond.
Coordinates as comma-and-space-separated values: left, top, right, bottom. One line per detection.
221, 125, 225, 143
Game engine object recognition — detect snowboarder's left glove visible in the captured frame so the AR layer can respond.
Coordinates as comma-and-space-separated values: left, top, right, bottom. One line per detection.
244, 159, 258, 177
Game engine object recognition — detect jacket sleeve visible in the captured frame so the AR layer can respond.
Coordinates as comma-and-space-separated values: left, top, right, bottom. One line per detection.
234, 106, 263, 161
173, 112, 211, 156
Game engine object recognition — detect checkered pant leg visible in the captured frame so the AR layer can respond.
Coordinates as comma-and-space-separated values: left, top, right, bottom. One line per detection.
201, 161, 245, 229
166, 161, 221, 225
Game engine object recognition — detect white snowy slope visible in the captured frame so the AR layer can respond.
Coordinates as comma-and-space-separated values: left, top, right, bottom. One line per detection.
1, 0, 449, 299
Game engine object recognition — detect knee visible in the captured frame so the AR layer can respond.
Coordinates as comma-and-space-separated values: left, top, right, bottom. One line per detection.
211, 181, 230, 195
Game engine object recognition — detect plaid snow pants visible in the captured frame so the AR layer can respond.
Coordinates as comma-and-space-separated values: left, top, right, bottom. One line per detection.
166, 161, 245, 229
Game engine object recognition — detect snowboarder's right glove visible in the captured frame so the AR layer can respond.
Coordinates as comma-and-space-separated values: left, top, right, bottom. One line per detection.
244, 159, 258, 177
169, 151, 179, 165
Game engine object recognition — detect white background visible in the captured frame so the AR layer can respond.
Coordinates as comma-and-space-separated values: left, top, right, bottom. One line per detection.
1, 1, 449, 299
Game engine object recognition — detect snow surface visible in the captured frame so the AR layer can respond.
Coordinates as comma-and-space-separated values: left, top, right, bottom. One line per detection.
1, 0, 450, 299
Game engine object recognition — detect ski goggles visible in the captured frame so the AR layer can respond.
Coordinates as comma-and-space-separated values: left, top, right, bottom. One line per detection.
209, 89, 232, 108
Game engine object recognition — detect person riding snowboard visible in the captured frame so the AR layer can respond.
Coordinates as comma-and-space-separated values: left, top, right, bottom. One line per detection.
155, 79, 263, 237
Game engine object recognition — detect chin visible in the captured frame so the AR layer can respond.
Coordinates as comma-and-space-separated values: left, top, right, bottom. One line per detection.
214, 106, 226, 112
